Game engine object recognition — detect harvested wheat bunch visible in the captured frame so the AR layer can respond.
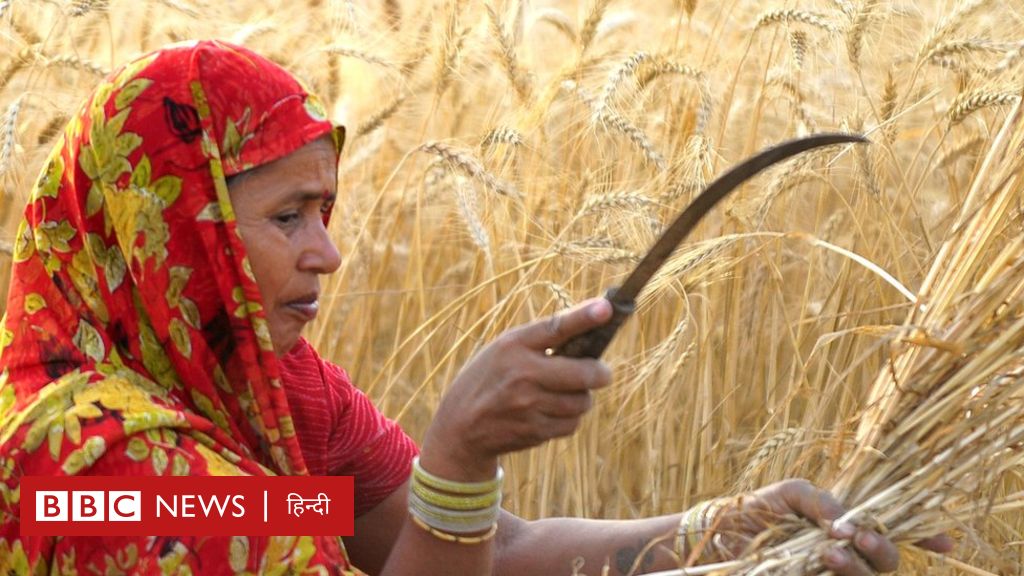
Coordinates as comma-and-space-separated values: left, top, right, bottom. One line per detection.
649, 98, 1024, 576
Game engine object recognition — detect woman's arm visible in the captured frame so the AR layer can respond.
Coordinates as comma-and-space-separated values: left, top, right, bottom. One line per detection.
350, 478, 941, 576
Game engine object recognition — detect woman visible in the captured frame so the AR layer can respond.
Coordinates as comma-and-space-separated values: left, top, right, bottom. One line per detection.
0, 41, 949, 575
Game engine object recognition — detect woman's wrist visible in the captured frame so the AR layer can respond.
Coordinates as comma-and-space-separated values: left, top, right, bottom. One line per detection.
420, 424, 499, 483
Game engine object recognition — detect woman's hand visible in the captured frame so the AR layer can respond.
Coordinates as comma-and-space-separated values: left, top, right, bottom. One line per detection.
711, 479, 955, 575
420, 298, 613, 480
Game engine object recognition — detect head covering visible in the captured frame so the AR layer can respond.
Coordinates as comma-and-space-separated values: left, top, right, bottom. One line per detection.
0, 40, 358, 572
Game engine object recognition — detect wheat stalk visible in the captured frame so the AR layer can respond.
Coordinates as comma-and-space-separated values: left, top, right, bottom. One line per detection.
845, 3, 871, 68
44, 53, 108, 76
480, 126, 523, 148
0, 95, 24, 177
158, 0, 198, 18
486, 3, 531, 103
543, 282, 574, 311
36, 113, 68, 146
578, 0, 613, 55
532, 8, 576, 41
948, 91, 1020, 124
322, 46, 396, 69
419, 141, 521, 199
452, 179, 492, 259
754, 10, 839, 34
918, 0, 992, 62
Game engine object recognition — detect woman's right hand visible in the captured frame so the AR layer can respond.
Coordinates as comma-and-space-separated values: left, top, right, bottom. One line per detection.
419, 298, 614, 481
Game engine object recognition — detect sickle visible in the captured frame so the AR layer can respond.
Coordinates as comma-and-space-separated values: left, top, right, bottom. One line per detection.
555, 133, 868, 359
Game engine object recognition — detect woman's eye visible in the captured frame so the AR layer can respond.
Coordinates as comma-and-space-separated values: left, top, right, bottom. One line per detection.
320, 198, 335, 214
274, 212, 300, 226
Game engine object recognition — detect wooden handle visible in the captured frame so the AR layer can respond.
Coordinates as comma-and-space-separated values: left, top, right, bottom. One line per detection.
554, 288, 635, 359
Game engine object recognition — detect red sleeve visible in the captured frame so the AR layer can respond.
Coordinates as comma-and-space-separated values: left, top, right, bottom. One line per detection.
280, 340, 418, 516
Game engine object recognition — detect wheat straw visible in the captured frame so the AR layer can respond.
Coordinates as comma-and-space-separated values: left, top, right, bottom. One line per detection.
754, 10, 839, 34
948, 91, 1020, 124
0, 95, 24, 176
418, 141, 521, 199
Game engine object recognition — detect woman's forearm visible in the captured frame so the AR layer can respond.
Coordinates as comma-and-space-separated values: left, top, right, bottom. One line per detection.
494, 511, 684, 576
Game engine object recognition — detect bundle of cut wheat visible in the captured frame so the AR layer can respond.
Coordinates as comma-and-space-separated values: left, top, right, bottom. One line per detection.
648, 96, 1024, 575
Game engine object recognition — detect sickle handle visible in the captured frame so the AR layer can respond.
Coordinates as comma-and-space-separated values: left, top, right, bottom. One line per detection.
555, 288, 636, 359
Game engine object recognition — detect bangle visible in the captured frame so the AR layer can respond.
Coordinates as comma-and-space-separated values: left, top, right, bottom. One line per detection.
407, 456, 504, 542
410, 479, 502, 510
410, 513, 499, 544
408, 491, 502, 534
675, 498, 725, 561
412, 456, 504, 494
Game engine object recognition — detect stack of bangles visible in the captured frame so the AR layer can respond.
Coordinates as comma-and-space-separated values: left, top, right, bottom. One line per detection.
408, 456, 504, 545
675, 497, 729, 561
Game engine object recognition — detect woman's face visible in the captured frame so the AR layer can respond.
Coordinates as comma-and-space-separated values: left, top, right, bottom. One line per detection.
227, 137, 342, 356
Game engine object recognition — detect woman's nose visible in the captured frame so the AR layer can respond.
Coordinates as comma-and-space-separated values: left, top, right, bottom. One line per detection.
299, 220, 342, 274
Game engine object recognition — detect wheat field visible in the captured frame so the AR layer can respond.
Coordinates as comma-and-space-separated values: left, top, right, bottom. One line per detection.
1, 0, 1023, 573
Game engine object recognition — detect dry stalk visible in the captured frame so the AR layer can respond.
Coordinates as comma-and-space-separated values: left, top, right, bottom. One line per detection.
157, 0, 198, 18
532, 8, 576, 41
990, 42, 1024, 76
662, 134, 711, 203
10, 17, 41, 45
554, 239, 641, 265
418, 141, 521, 199
452, 179, 492, 260
486, 3, 531, 103
67, 0, 108, 17
576, 190, 657, 219
543, 282, 574, 311
636, 59, 711, 133
563, 78, 667, 170
831, 0, 856, 18
595, 51, 650, 117
937, 135, 985, 169
0, 46, 35, 93
878, 68, 898, 142
918, 0, 992, 63
356, 93, 408, 138
789, 30, 807, 69
0, 95, 24, 176
36, 113, 68, 146
230, 23, 275, 46
680, 0, 697, 18
754, 10, 839, 34
948, 91, 1020, 124
322, 46, 396, 69
845, 3, 871, 68
434, 0, 467, 98
578, 0, 613, 55
480, 126, 523, 149
737, 428, 806, 489
382, 0, 402, 30
44, 53, 108, 76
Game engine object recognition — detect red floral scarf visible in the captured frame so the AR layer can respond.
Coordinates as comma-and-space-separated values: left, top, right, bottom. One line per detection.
0, 40, 358, 573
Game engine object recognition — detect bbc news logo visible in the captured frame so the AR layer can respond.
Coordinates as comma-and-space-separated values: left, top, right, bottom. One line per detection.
21, 476, 353, 536
36, 490, 141, 522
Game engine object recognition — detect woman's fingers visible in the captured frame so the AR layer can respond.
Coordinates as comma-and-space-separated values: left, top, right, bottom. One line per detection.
773, 480, 901, 573
532, 355, 612, 393
916, 533, 955, 553
511, 298, 613, 351
823, 545, 875, 576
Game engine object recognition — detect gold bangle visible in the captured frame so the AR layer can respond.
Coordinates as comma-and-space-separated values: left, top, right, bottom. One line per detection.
410, 480, 502, 510
412, 456, 504, 495
410, 513, 499, 545
677, 498, 725, 561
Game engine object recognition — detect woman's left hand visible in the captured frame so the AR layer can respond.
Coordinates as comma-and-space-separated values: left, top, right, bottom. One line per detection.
712, 479, 955, 575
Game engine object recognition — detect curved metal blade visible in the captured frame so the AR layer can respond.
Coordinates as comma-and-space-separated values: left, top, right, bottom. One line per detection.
615, 132, 867, 301
554, 132, 868, 359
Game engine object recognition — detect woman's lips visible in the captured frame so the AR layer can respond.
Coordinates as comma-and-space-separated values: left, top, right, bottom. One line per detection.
285, 299, 319, 321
